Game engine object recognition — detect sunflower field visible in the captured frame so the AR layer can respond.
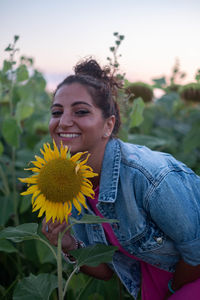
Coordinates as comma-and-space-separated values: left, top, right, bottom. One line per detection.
0, 35, 200, 300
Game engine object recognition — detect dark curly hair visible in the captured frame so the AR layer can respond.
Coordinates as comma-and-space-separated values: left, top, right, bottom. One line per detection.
54, 59, 121, 136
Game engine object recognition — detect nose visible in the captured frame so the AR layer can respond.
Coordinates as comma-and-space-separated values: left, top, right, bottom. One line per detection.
59, 112, 74, 128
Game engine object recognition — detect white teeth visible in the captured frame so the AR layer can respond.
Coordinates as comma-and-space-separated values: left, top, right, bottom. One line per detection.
59, 133, 80, 138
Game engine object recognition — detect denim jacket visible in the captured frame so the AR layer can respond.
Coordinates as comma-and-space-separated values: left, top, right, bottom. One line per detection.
71, 138, 200, 298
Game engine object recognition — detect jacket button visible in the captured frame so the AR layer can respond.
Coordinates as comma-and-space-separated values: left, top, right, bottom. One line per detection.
155, 237, 163, 244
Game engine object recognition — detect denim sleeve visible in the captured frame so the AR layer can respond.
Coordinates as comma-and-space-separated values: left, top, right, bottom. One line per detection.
147, 170, 200, 266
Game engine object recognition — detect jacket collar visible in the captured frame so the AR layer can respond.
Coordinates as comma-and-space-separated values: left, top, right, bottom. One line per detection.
98, 138, 121, 203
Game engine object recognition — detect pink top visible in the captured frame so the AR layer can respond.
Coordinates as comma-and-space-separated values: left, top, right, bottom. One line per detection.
87, 186, 173, 300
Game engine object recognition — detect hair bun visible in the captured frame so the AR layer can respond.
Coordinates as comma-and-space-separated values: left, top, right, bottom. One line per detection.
74, 58, 109, 80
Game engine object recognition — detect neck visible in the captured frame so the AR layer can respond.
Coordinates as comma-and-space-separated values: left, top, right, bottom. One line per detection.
87, 142, 108, 189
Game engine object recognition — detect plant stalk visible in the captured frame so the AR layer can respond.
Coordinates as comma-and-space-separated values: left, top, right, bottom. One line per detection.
57, 232, 63, 300
0, 164, 10, 196
12, 147, 19, 226
63, 265, 79, 297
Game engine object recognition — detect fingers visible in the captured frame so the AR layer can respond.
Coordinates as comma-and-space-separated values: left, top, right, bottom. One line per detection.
42, 218, 67, 235
41, 217, 72, 249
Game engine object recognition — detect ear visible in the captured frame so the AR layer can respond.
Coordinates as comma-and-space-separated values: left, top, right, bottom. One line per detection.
103, 115, 115, 138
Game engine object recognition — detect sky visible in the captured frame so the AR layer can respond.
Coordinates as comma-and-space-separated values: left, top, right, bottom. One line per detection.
1, 0, 200, 91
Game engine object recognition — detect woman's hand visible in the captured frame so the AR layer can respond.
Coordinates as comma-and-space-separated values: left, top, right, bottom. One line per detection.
41, 218, 77, 253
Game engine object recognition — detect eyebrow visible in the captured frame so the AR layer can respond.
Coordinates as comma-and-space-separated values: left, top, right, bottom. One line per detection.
50, 101, 92, 109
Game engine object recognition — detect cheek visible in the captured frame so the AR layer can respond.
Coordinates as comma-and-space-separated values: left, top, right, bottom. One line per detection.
49, 119, 57, 135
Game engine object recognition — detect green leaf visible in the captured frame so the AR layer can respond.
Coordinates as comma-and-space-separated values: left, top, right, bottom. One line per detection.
183, 126, 200, 153
0, 142, 4, 156
16, 65, 29, 82
13, 273, 58, 300
129, 97, 145, 128
2, 117, 21, 147
70, 214, 118, 224
88, 294, 104, 300
19, 196, 31, 214
16, 100, 34, 122
0, 195, 14, 226
14, 35, 19, 43
0, 239, 17, 253
152, 77, 166, 87
32, 71, 46, 91
35, 239, 56, 264
3, 60, 12, 72
5, 44, 13, 51
0, 223, 39, 242
70, 244, 117, 267
128, 134, 168, 149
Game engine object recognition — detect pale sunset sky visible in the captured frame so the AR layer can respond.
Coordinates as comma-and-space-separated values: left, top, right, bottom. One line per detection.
1, 0, 200, 91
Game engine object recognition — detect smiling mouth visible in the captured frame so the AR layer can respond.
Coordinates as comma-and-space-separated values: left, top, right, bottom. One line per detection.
59, 133, 81, 138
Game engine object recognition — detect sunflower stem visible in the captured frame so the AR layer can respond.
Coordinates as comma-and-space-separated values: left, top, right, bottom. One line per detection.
57, 232, 63, 300
58, 222, 76, 299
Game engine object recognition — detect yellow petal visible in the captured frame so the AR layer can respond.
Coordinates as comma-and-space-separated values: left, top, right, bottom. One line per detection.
70, 152, 86, 162
35, 155, 45, 165
31, 160, 43, 168
80, 164, 93, 171
79, 154, 90, 166
83, 178, 93, 185
21, 185, 38, 196
73, 198, 82, 214
52, 140, 60, 158
75, 164, 80, 174
82, 171, 98, 178
40, 148, 50, 162
77, 193, 88, 209
24, 167, 40, 173
81, 186, 95, 198
64, 201, 72, 215
38, 205, 46, 218
31, 190, 41, 204
57, 203, 65, 223
82, 181, 93, 189
18, 176, 38, 184
32, 194, 45, 210
60, 143, 68, 159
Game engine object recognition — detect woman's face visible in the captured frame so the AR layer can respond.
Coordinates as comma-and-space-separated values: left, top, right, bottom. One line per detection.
49, 83, 114, 156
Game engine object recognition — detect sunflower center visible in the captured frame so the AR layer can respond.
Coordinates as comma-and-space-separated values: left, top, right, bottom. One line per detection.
37, 158, 82, 203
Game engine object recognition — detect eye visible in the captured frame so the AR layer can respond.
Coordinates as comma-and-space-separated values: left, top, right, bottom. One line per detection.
51, 110, 62, 117
75, 109, 90, 116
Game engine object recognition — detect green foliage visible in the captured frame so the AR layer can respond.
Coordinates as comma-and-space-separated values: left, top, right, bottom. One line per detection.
128, 93, 200, 174
0, 36, 52, 299
13, 273, 58, 300
0, 216, 118, 300
107, 32, 125, 78
70, 244, 117, 267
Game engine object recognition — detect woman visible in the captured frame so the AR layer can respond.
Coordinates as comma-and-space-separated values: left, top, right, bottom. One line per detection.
42, 59, 200, 299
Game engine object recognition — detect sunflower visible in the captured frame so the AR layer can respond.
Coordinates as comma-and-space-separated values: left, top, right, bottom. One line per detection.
19, 141, 98, 223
